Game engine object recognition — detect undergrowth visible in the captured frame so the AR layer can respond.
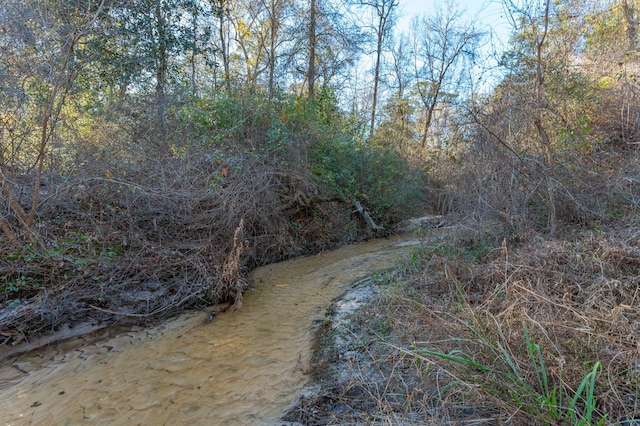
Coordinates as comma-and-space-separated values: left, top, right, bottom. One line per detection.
0, 91, 428, 348
394, 226, 640, 424
290, 225, 640, 424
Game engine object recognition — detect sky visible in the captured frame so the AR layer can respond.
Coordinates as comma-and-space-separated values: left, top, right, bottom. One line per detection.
397, 0, 512, 48
394, 0, 514, 92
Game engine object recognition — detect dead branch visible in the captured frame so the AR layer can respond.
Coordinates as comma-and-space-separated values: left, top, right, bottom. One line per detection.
354, 201, 383, 231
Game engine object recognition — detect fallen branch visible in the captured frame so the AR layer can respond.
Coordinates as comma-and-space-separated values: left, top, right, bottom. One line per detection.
354, 201, 383, 231
88, 290, 199, 317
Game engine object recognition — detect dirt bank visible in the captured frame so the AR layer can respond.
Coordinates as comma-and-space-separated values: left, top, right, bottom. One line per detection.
281, 275, 435, 425
0, 234, 423, 424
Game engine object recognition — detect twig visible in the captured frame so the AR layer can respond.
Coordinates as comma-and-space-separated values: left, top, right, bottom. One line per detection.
88, 291, 199, 317
89, 305, 159, 317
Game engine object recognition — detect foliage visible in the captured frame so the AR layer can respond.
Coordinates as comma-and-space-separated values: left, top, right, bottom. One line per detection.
3, 7, 640, 422
173, 90, 322, 152
309, 134, 426, 225
0, 81, 430, 341
172, 88, 427, 227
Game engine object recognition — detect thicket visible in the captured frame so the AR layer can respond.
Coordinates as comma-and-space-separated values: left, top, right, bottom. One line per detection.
398, 4, 640, 420
0, 87, 427, 345
407, 0, 640, 238
291, 224, 640, 424
3, 4, 640, 422
0, 0, 430, 348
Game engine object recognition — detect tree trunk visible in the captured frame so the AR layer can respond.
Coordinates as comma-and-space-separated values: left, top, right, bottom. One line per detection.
308, 0, 316, 100
622, 0, 639, 52
354, 201, 383, 231
534, 0, 558, 234
369, 27, 383, 139
190, 12, 198, 97
218, 5, 231, 90
368, 0, 397, 140
420, 97, 438, 147
155, 0, 168, 131
267, 0, 277, 99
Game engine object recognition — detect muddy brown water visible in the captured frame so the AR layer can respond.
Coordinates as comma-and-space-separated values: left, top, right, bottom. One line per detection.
0, 235, 420, 425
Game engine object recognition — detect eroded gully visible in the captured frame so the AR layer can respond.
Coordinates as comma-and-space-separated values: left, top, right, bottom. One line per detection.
0, 234, 420, 425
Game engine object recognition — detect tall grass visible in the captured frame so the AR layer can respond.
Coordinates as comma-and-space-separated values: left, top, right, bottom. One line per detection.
407, 326, 607, 425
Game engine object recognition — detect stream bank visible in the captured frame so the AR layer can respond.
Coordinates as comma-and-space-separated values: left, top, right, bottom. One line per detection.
281, 273, 434, 425
0, 234, 424, 424
284, 223, 640, 425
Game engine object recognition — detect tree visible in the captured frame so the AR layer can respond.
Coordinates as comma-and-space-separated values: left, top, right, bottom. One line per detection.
308, 0, 317, 98
410, 3, 482, 147
265, 0, 294, 97
621, 0, 639, 51
227, 0, 295, 95
529, 0, 558, 233
0, 0, 106, 245
210, 0, 233, 89
283, 0, 365, 99
583, 0, 640, 141
474, 0, 605, 232
373, 32, 417, 148
94, 0, 214, 125
359, 0, 398, 139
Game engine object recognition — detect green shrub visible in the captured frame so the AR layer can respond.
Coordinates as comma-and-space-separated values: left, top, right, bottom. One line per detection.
309, 136, 426, 225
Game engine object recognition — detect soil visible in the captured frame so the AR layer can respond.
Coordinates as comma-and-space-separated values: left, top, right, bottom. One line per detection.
279, 275, 502, 426
0, 220, 445, 423
280, 277, 433, 426
1, 236, 427, 425
0, 217, 438, 361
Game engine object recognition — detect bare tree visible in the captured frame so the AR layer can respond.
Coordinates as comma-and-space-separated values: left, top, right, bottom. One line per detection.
374, 32, 416, 148
211, 0, 233, 90
265, 0, 294, 97
308, 0, 317, 99
532, 0, 558, 233
359, 0, 399, 139
390, 32, 413, 107
410, 3, 481, 147
622, 0, 639, 51
502, 0, 559, 233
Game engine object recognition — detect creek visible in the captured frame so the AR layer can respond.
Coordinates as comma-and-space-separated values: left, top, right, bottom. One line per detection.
0, 234, 420, 425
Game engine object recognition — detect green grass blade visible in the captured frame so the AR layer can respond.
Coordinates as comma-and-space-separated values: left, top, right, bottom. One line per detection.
495, 340, 522, 380
568, 362, 602, 424
413, 348, 490, 372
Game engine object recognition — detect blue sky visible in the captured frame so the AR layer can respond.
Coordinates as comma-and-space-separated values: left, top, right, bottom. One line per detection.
394, 0, 513, 92
397, 0, 512, 47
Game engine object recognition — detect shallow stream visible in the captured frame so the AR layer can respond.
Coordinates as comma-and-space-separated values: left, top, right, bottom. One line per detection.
0, 235, 419, 425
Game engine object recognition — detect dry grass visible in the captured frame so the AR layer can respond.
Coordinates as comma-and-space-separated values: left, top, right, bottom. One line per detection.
289, 225, 640, 424
392, 227, 640, 423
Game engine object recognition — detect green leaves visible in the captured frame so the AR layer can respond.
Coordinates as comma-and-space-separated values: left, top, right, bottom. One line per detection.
310, 136, 425, 224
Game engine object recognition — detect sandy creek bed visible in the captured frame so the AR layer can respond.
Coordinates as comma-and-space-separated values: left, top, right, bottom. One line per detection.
0, 234, 420, 425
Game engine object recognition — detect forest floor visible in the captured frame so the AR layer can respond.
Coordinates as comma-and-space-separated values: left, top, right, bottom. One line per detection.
0, 160, 380, 359
283, 221, 640, 425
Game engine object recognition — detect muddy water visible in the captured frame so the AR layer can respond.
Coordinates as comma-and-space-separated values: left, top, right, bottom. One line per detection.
0, 235, 419, 425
